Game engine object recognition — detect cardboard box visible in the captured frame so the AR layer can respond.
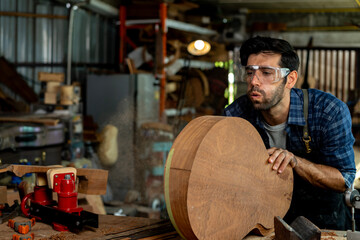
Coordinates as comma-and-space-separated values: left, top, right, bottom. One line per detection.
60, 85, 73, 105
38, 72, 65, 82
46, 81, 61, 93
44, 92, 57, 104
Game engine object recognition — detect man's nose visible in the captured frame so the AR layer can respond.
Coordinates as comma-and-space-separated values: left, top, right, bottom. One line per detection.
249, 71, 261, 85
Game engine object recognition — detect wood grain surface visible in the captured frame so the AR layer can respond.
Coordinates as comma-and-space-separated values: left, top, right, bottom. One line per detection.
0, 216, 346, 239
164, 116, 294, 239
0, 116, 59, 126
0, 215, 180, 240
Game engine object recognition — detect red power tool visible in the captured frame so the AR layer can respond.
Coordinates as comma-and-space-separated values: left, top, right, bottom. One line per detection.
20, 167, 98, 232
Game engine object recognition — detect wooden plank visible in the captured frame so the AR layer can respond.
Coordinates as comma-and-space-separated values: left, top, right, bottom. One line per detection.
0, 116, 59, 126
164, 116, 223, 240
0, 215, 348, 240
0, 215, 164, 240
324, 50, 328, 92
0, 186, 6, 204
0, 165, 108, 195
0, 87, 29, 112
244, 231, 346, 240
83, 195, 106, 215
187, 117, 293, 239
0, 57, 38, 103
77, 168, 108, 195
99, 221, 177, 239
0, 11, 67, 19
138, 231, 179, 240
342, 50, 346, 101
38, 72, 65, 82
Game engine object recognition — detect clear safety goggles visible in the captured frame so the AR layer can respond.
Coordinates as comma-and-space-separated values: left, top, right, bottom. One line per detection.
241, 65, 290, 84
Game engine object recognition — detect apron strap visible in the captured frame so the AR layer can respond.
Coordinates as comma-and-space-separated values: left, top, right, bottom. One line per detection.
302, 89, 312, 153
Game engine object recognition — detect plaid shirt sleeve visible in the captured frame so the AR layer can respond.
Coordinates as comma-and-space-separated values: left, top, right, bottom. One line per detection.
312, 90, 356, 188
225, 89, 356, 189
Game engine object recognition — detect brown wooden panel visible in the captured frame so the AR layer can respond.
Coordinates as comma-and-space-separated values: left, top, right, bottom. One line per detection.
164, 116, 223, 239
0, 57, 38, 103
318, 50, 322, 90
349, 51, 353, 93
329, 51, 334, 94
169, 116, 222, 170
342, 50, 346, 101
165, 116, 293, 239
324, 51, 328, 92
169, 169, 196, 239
335, 50, 339, 99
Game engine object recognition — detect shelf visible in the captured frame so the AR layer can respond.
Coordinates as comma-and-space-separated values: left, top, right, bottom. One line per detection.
119, 4, 219, 120
122, 19, 217, 36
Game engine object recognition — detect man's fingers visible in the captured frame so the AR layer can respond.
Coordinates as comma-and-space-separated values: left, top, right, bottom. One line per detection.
290, 157, 298, 168
267, 148, 295, 173
267, 147, 278, 155
268, 148, 284, 163
271, 150, 286, 169
277, 156, 293, 173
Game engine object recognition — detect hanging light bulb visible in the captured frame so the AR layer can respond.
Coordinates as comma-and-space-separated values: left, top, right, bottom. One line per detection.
187, 39, 211, 56
194, 40, 205, 51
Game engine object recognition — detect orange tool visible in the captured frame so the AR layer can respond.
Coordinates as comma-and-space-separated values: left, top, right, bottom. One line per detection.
8, 218, 35, 234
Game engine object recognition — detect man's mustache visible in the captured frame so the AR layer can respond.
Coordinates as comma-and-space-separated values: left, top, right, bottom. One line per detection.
248, 87, 265, 95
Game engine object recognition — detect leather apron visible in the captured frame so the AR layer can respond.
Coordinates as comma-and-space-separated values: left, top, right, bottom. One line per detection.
284, 172, 351, 230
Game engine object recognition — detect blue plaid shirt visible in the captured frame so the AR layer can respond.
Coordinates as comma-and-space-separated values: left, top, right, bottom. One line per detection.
224, 88, 356, 188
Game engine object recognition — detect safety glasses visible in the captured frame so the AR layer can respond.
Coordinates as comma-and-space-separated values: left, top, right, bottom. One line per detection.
241, 65, 290, 84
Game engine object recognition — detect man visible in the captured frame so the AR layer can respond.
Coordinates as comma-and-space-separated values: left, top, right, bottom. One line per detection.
224, 36, 356, 230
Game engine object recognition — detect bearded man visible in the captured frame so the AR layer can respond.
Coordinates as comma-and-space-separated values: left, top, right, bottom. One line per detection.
224, 36, 356, 230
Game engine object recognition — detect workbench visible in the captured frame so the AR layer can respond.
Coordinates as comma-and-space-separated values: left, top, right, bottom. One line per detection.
0, 215, 347, 240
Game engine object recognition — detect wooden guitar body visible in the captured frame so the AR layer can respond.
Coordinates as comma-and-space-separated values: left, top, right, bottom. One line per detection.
164, 116, 293, 239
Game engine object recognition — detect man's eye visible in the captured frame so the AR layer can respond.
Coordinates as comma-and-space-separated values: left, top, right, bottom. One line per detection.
246, 71, 254, 76
262, 71, 273, 75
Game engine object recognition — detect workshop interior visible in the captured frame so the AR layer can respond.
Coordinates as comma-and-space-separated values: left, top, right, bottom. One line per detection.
1, 0, 360, 239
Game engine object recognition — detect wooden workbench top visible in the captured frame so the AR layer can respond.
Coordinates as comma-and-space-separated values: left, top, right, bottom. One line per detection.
0, 215, 347, 240
0, 215, 180, 240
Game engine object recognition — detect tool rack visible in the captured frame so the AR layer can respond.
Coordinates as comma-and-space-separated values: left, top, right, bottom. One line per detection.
118, 3, 217, 120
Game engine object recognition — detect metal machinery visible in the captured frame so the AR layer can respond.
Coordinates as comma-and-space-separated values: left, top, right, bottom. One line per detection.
345, 185, 360, 239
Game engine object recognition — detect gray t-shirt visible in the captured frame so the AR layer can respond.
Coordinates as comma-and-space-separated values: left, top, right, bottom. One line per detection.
262, 121, 287, 149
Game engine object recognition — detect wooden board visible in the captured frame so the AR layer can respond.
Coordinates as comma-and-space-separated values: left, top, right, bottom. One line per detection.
0, 186, 6, 204
0, 116, 59, 126
38, 72, 65, 82
0, 215, 347, 240
0, 215, 179, 240
165, 116, 223, 240
0, 165, 108, 195
0, 57, 38, 103
164, 116, 294, 239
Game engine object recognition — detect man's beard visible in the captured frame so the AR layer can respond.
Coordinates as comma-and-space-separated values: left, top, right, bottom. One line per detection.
247, 84, 285, 111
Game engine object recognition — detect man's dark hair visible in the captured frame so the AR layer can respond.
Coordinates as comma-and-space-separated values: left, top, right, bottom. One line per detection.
240, 36, 299, 72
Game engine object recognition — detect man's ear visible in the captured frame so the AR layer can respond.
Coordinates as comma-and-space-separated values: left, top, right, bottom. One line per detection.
286, 71, 298, 89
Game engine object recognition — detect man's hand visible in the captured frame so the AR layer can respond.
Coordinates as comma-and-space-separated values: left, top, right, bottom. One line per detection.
267, 147, 297, 174
267, 147, 346, 192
